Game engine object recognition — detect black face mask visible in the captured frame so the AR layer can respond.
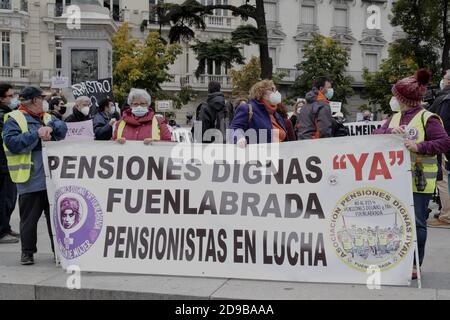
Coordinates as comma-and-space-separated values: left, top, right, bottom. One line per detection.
60, 106, 67, 115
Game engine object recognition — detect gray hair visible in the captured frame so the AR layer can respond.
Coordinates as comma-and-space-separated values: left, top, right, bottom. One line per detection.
445, 70, 450, 79
127, 88, 151, 106
75, 96, 91, 106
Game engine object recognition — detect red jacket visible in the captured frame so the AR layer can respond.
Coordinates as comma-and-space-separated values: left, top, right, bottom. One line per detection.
113, 108, 171, 141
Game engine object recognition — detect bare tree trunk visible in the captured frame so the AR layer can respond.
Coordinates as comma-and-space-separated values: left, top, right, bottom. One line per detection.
255, 0, 272, 79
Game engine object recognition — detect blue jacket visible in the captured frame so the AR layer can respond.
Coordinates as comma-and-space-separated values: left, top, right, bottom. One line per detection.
229, 99, 287, 144
3, 111, 67, 195
93, 112, 113, 141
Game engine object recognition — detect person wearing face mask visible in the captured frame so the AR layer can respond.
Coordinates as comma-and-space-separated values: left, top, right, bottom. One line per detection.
93, 98, 117, 141
296, 77, 334, 140
113, 88, 171, 144
3, 86, 67, 265
229, 80, 287, 146
48, 97, 66, 120
0, 83, 19, 244
65, 96, 92, 123
374, 69, 450, 279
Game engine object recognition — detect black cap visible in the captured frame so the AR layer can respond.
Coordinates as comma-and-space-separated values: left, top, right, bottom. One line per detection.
19, 86, 45, 101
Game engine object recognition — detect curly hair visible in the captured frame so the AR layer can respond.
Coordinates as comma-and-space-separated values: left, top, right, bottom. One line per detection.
249, 80, 275, 101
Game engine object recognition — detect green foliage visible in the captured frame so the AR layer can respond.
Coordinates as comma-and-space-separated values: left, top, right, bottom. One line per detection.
293, 35, 354, 105
231, 25, 266, 46
390, 0, 447, 76
192, 39, 245, 77
229, 56, 261, 98
363, 43, 419, 114
112, 23, 183, 106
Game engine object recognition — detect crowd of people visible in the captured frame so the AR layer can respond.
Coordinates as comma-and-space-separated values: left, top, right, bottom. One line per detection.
0, 67, 449, 282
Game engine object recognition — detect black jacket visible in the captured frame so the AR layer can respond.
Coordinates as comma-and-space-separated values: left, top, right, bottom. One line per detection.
296, 88, 333, 140
433, 92, 450, 172
0, 103, 13, 173
65, 107, 91, 123
200, 92, 226, 142
93, 112, 113, 140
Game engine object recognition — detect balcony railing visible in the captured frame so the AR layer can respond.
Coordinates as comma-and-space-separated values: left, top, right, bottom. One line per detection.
275, 68, 300, 83
206, 16, 232, 28
0, 67, 12, 78
20, 68, 29, 78
162, 74, 232, 91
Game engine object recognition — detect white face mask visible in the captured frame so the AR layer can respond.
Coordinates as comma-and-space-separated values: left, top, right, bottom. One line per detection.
269, 91, 282, 105
389, 96, 401, 112
297, 107, 302, 114
81, 106, 90, 116
42, 100, 49, 113
440, 79, 447, 91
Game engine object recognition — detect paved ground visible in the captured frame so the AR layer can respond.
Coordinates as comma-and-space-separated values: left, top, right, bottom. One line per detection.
1, 205, 449, 300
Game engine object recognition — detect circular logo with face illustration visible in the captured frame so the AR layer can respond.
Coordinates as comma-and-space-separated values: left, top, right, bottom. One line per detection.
329, 187, 415, 272
53, 186, 103, 260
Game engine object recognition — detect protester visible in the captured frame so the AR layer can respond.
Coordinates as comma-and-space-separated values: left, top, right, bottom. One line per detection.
332, 112, 349, 137
113, 88, 171, 144
93, 97, 117, 141
427, 70, 450, 228
65, 96, 92, 123
296, 77, 334, 140
0, 83, 19, 244
229, 80, 287, 146
374, 69, 450, 278
3, 86, 67, 265
277, 103, 296, 141
199, 81, 228, 143
360, 110, 372, 122
48, 97, 66, 120
290, 98, 305, 128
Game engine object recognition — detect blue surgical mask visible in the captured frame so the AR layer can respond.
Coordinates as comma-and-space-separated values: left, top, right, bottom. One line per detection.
131, 106, 148, 117
9, 97, 20, 109
325, 88, 334, 100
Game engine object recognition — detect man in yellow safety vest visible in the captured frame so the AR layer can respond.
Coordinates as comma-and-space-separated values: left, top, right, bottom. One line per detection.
2, 86, 67, 265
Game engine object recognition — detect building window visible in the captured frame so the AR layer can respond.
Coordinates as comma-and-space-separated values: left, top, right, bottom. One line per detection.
71, 49, 98, 84
20, 0, 27, 12
55, 36, 62, 69
205, 59, 224, 75
1, 31, 10, 67
334, 8, 348, 28
301, 5, 315, 25
364, 53, 378, 72
264, 2, 277, 23
269, 47, 277, 66
21, 33, 26, 67
0, 0, 11, 10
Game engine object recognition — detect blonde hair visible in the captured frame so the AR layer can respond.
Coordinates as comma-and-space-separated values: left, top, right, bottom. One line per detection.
249, 80, 275, 101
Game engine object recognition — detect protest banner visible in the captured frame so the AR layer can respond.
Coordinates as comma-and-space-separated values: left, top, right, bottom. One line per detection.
345, 121, 384, 136
43, 135, 416, 285
65, 120, 95, 141
71, 78, 113, 108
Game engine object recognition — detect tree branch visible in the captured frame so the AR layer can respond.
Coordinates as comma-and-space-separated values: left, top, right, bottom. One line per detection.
203, 4, 257, 19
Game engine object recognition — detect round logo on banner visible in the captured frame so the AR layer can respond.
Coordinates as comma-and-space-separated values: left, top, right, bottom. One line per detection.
329, 187, 414, 272
53, 186, 103, 260
406, 127, 419, 141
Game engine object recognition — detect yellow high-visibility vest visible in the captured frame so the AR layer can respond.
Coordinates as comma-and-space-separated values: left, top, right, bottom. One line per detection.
116, 115, 161, 140
3, 110, 52, 183
389, 109, 439, 194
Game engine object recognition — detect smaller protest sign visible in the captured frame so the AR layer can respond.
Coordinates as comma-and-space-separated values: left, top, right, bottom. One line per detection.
65, 120, 95, 141
156, 100, 173, 112
329, 102, 342, 113
52, 76, 70, 89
